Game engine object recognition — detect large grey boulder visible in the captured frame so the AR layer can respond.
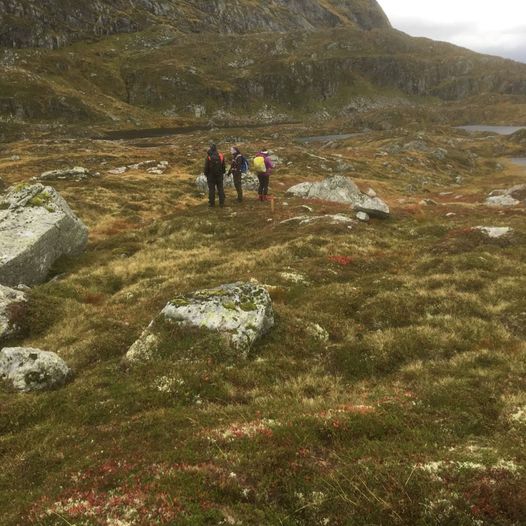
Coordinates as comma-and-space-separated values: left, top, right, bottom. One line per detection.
0, 347, 70, 392
126, 282, 274, 363
196, 173, 259, 193
0, 184, 88, 286
0, 285, 26, 341
287, 176, 390, 218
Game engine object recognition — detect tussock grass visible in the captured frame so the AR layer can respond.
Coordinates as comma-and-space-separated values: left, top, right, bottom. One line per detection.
0, 127, 525, 525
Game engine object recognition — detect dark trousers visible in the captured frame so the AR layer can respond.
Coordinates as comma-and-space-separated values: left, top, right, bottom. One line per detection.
257, 173, 269, 196
207, 174, 225, 206
232, 172, 243, 202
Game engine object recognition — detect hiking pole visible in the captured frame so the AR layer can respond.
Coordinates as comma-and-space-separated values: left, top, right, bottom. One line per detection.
270, 196, 275, 213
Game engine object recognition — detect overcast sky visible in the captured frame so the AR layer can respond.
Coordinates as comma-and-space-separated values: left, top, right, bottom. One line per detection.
378, 0, 526, 63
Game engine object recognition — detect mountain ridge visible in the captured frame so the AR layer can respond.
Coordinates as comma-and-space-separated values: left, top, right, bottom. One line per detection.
0, 0, 390, 49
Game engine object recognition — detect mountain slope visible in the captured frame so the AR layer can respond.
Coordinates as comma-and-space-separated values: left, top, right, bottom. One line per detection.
0, 0, 526, 136
0, 0, 390, 48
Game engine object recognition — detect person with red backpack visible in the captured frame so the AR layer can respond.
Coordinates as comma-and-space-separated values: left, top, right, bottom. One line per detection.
253, 149, 274, 201
227, 146, 249, 203
204, 144, 226, 207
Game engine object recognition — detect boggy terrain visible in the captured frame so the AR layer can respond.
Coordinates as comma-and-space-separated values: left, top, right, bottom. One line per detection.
0, 123, 525, 524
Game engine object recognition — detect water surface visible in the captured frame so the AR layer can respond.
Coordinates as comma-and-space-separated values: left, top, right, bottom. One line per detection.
457, 125, 526, 135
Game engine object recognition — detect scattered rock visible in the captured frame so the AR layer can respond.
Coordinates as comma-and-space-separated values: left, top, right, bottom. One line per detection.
35, 166, 92, 182
474, 226, 513, 239
279, 271, 309, 284
356, 211, 370, 222
126, 282, 274, 363
109, 160, 169, 175
280, 214, 354, 226
306, 323, 329, 343
0, 184, 88, 287
0, 285, 26, 341
286, 176, 390, 218
10, 155, 21, 161
0, 347, 70, 392
196, 172, 259, 193
420, 199, 439, 206
485, 195, 520, 207
108, 166, 127, 175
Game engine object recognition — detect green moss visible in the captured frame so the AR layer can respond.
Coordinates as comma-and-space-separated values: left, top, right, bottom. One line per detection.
239, 301, 257, 312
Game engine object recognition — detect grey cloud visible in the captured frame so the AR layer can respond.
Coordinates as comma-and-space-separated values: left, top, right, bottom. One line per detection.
391, 17, 526, 63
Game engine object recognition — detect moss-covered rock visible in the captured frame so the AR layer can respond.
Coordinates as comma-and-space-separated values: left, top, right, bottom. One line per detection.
125, 282, 274, 363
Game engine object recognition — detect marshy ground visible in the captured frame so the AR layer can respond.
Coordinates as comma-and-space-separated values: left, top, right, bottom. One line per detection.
0, 124, 525, 525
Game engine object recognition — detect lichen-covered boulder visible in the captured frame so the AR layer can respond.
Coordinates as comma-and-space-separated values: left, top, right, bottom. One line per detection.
195, 173, 259, 193
0, 184, 88, 286
0, 347, 70, 392
0, 285, 26, 341
126, 282, 274, 363
287, 176, 390, 218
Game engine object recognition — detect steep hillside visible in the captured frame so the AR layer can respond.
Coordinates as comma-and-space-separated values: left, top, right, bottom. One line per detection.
0, 0, 526, 138
0, 0, 390, 48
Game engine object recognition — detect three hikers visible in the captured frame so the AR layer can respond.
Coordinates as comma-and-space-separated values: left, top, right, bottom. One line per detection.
204, 145, 274, 207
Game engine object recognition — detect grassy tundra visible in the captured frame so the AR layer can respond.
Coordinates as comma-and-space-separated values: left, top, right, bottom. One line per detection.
0, 124, 525, 525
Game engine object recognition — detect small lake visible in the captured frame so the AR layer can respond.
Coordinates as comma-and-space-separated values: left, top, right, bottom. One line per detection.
510, 157, 526, 167
296, 133, 360, 144
457, 125, 526, 135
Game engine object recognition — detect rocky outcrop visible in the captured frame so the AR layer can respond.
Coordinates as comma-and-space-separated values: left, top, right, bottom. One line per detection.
0, 347, 70, 392
0, 184, 88, 287
195, 173, 259, 193
126, 282, 274, 363
0, 0, 390, 49
0, 285, 26, 341
287, 176, 390, 218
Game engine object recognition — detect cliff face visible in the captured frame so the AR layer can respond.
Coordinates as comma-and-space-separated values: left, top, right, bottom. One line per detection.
0, 0, 390, 48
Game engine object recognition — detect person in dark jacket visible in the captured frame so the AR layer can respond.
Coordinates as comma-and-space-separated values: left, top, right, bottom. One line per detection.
227, 146, 244, 203
204, 144, 226, 207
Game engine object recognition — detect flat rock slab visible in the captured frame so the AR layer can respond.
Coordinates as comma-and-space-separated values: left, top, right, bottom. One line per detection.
280, 214, 354, 226
287, 176, 390, 218
0, 285, 26, 341
0, 184, 88, 286
126, 282, 274, 363
34, 166, 92, 182
0, 347, 70, 392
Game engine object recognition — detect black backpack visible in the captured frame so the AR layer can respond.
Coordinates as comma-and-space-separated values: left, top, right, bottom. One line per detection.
208, 151, 223, 175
